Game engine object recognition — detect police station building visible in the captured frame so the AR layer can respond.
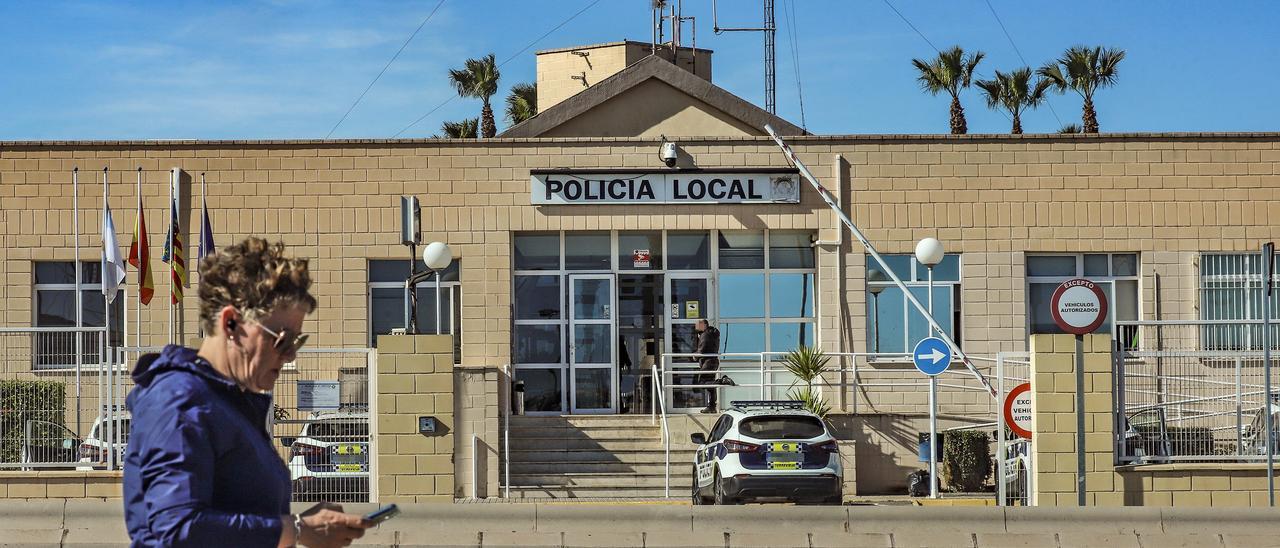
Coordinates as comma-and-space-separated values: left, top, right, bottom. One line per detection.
3, 40, 1279, 500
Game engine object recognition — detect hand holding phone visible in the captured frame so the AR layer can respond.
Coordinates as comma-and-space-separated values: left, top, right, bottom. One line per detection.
363, 504, 400, 525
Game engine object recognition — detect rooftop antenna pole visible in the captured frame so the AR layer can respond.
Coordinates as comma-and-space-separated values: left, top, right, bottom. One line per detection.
711, 0, 776, 114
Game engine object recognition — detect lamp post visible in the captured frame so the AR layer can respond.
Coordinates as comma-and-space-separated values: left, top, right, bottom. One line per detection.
915, 237, 945, 499
423, 242, 453, 335
867, 268, 887, 355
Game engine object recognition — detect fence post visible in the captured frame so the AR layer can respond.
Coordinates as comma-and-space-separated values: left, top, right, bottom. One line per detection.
1237, 357, 1244, 456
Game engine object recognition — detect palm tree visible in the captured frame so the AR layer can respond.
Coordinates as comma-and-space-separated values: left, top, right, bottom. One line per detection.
1037, 46, 1125, 133
974, 67, 1051, 134
505, 82, 537, 125
448, 54, 500, 138
439, 118, 478, 139
1058, 123, 1083, 134
911, 46, 985, 134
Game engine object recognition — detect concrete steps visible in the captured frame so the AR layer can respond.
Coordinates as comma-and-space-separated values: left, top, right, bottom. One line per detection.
507, 415, 681, 499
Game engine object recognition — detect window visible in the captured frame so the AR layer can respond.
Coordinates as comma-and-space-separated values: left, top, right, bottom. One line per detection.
716, 231, 817, 356
33, 261, 124, 369
367, 259, 461, 362
1026, 254, 1139, 350
1199, 253, 1279, 350
865, 254, 960, 355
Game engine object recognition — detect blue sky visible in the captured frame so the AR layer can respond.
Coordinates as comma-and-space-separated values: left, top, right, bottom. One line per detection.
2, 0, 1276, 140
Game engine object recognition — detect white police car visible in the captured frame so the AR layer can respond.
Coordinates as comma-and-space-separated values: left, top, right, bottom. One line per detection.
690, 401, 842, 505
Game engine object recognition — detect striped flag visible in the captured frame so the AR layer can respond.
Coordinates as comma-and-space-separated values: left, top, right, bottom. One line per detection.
127, 193, 154, 305
161, 196, 186, 304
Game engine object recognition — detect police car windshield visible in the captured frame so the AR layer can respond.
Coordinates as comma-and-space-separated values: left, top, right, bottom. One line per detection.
740, 416, 824, 440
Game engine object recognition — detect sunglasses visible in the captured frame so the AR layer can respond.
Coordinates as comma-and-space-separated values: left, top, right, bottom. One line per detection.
248, 318, 309, 355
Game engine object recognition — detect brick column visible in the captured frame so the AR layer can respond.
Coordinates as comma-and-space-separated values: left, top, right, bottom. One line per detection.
375, 334, 455, 503
1029, 333, 1114, 506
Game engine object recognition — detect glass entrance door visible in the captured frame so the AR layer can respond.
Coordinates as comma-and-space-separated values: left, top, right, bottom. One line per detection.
568, 274, 615, 414
666, 274, 713, 410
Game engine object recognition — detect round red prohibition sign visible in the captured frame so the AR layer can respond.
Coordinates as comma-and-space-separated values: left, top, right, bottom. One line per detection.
1049, 278, 1108, 335
1004, 382, 1033, 439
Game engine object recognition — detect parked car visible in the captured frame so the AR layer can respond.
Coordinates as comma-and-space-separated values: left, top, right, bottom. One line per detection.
997, 435, 1030, 505
282, 411, 369, 502
690, 401, 842, 505
77, 411, 130, 470
1241, 399, 1280, 455
19, 420, 81, 470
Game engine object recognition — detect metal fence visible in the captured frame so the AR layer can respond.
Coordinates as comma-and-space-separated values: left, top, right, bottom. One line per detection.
2, 331, 378, 503
1116, 320, 1279, 463
0, 327, 115, 470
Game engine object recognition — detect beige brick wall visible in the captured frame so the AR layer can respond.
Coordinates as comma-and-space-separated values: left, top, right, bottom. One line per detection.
375, 334, 454, 503
0, 471, 122, 500
1, 134, 1278, 432
1029, 333, 1278, 507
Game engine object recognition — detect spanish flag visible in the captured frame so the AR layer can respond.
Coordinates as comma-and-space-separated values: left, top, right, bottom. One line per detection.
161, 196, 186, 304
127, 193, 154, 305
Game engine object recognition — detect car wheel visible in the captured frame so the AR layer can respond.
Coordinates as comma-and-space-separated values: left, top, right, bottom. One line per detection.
713, 470, 737, 505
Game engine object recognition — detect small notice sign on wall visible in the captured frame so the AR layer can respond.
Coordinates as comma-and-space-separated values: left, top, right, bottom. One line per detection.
633, 249, 651, 268
298, 381, 340, 412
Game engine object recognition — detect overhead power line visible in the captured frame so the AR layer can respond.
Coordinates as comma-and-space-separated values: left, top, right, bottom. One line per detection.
393, 0, 603, 138
780, 0, 807, 130
881, 0, 1011, 124
325, 0, 447, 138
983, 0, 1064, 127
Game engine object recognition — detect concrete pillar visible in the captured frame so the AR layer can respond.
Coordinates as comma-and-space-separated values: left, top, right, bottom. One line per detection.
375, 334, 455, 503
1029, 333, 1115, 506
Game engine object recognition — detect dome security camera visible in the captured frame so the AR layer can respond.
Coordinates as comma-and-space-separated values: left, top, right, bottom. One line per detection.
660, 141, 678, 167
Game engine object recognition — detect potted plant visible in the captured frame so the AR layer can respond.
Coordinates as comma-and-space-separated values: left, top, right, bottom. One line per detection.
782, 346, 832, 420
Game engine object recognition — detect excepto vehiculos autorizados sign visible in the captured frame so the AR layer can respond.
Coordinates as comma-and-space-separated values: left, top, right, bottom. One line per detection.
1049, 278, 1108, 335
1004, 382, 1033, 439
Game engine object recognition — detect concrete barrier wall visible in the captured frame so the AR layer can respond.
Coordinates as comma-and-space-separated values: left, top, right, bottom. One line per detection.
0, 470, 122, 499
9, 501, 1280, 547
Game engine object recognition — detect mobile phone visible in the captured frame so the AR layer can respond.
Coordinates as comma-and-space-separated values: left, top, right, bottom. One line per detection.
363, 504, 400, 525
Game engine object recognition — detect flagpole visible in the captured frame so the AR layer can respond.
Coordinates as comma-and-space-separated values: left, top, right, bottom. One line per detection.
103, 167, 113, 471
136, 167, 143, 350
73, 167, 82, 438
168, 169, 175, 345
199, 173, 206, 338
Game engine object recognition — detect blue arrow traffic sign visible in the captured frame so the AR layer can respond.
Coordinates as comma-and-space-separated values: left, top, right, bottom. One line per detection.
912, 337, 952, 376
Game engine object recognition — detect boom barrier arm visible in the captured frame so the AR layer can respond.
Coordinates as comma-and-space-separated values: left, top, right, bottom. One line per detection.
763, 124, 997, 399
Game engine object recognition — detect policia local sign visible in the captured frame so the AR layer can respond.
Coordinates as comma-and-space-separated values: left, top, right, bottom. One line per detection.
530, 170, 801, 205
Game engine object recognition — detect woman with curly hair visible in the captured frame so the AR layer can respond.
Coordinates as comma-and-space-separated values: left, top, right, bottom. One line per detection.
123, 237, 370, 547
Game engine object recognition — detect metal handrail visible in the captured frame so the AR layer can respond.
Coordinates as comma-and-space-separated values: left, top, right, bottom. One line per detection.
652, 350, 1032, 501
651, 359, 670, 497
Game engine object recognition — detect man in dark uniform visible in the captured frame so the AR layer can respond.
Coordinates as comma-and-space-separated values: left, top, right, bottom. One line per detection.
694, 319, 735, 413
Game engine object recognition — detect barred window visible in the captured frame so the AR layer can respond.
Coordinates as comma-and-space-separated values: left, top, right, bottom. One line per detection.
32, 261, 125, 369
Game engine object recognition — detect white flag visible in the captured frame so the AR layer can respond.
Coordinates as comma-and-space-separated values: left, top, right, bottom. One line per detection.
102, 202, 126, 305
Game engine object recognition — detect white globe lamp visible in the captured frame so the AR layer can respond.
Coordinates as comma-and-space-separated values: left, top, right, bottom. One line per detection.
914, 237, 944, 267
423, 241, 453, 271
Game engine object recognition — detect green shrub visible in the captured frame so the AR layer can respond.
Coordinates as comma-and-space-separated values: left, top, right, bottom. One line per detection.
941, 430, 992, 492
0, 380, 68, 462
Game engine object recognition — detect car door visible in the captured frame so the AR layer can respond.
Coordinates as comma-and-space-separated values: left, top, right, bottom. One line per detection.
697, 415, 730, 488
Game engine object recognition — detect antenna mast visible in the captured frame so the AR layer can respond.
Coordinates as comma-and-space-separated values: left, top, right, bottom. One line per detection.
713, 0, 777, 114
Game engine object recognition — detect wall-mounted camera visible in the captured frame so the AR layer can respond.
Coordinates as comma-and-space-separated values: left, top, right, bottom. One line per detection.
660, 140, 678, 167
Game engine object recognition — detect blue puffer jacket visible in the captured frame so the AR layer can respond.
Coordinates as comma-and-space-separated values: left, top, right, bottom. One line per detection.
123, 345, 291, 547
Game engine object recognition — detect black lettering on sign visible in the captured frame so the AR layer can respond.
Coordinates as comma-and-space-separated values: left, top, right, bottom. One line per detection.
688, 179, 706, 199
672, 179, 688, 200
545, 179, 563, 201
638, 180, 656, 200
708, 179, 727, 199
564, 180, 582, 200
727, 179, 747, 199
608, 179, 627, 200
747, 179, 763, 199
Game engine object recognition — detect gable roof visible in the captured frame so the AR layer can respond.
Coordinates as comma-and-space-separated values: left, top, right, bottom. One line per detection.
500, 55, 806, 138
